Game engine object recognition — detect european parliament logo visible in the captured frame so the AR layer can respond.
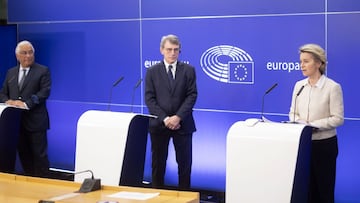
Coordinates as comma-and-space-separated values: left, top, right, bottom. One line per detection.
200, 45, 254, 84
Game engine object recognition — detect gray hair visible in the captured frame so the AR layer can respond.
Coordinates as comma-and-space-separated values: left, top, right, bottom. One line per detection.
299, 43, 326, 74
15, 40, 35, 54
160, 34, 181, 49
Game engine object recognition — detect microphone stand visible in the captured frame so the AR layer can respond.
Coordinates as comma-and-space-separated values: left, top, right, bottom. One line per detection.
261, 93, 266, 121
292, 97, 298, 123
292, 85, 305, 123
130, 78, 142, 113
107, 76, 124, 111
260, 83, 278, 121
107, 88, 114, 111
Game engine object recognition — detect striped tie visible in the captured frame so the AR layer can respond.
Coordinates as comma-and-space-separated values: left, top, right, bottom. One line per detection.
19, 69, 27, 89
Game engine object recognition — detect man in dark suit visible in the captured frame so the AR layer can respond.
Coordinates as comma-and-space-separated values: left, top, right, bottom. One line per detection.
0, 40, 51, 178
145, 34, 197, 190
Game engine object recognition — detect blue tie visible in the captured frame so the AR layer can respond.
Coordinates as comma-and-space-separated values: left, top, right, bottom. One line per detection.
168, 65, 174, 88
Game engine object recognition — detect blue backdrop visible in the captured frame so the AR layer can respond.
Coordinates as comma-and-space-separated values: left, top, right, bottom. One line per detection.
0, 25, 17, 80
2, 0, 359, 202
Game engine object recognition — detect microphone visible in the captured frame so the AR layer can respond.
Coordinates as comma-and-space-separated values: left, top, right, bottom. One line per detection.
261, 83, 278, 121
130, 78, 142, 112
60, 169, 101, 193
292, 85, 305, 123
296, 85, 305, 96
265, 83, 278, 94
134, 78, 142, 89
107, 76, 124, 111
73, 170, 101, 193
112, 76, 124, 87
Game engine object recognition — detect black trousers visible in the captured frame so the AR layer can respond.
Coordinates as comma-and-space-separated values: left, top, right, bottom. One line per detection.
17, 128, 50, 178
308, 136, 338, 203
150, 131, 192, 190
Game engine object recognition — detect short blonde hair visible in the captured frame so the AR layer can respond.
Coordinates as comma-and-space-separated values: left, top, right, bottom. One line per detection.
299, 43, 326, 74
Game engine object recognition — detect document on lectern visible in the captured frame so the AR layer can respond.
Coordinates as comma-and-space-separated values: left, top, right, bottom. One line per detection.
261, 116, 276, 123
281, 119, 319, 130
0, 103, 28, 110
107, 191, 159, 200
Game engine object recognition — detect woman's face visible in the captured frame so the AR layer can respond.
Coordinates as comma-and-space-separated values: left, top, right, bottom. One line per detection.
300, 52, 321, 77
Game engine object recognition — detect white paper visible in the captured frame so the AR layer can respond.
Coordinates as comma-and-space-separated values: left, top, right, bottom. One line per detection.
49, 192, 81, 201
107, 191, 160, 200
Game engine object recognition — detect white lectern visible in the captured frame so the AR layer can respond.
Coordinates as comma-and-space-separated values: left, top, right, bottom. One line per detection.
226, 119, 312, 203
75, 110, 151, 187
0, 104, 22, 173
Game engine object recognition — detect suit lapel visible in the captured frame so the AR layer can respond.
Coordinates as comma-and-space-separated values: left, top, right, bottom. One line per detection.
159, 62, 173, 92
172, 62, 184, 92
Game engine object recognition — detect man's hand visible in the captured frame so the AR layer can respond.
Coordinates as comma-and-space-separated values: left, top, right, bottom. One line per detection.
5, 100, 26, 108
165, 115, 181, 130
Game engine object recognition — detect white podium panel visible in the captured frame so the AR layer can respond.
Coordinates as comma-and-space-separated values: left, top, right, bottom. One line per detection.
226, 120, 312, 203
75, 110, 150, 187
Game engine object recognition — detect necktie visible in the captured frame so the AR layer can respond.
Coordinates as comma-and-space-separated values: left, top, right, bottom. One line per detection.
168, 65, 174, 80
168, 65, 174, 88
19, 69, 27, 89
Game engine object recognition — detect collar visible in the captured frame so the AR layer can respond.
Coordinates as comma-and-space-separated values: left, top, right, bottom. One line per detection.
19, 66, 30, 71
164, 60, 177, 69
305, 74, 326, 88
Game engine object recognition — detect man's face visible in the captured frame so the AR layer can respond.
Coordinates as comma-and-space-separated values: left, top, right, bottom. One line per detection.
160, 41, 180, 64
16, 44, 35, 67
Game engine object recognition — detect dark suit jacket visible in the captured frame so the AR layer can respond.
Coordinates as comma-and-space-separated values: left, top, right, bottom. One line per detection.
0, 63, 51, 131
145, 61, 197, 134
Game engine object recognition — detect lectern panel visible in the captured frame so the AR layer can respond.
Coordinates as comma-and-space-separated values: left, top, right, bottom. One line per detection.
75, 110, 150, 187
226, 120, 312, 203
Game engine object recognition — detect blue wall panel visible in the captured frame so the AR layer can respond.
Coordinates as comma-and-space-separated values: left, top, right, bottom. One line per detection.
8, 1, 139, 22
142, 15, 325, 114
335, 120, 360, 202
0, 25, 17, 82
327, 13, 360, 118
142, 0, 325, 17
4, 0, 360, 201
328, 0, 360, 12
18, 22, 142, 104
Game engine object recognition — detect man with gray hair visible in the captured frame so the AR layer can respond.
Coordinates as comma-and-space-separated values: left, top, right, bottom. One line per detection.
0, 40, 51, 178
145, 34, 197, 190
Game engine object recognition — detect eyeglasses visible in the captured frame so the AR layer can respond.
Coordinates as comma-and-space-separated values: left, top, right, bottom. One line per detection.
164, 48, 180, 53
18, 50, 34, 56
